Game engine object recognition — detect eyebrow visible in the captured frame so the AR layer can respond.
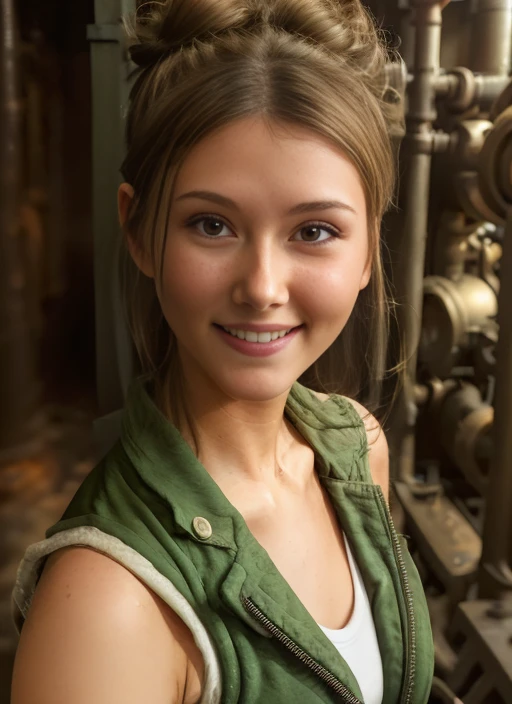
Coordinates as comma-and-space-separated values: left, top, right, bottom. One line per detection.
175, 190, 357, 216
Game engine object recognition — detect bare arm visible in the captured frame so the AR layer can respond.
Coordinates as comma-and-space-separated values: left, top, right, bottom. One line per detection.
11, 546, 192, 704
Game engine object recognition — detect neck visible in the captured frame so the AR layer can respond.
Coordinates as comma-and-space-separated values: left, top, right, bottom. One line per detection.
176, 370, 302, 488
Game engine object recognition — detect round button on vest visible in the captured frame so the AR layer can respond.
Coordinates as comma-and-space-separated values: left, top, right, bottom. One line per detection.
192, 516, 212, 540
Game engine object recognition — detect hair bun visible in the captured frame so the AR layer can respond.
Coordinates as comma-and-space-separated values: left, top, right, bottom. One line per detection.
127, 0, 251, 68
127, 0, 387, 88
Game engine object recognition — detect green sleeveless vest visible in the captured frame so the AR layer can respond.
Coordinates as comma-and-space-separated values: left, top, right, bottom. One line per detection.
12, 380, 434, 704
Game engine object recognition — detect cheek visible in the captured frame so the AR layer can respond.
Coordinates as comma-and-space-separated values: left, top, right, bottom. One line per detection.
157, 244, 224, 321
297, 261, 365, 323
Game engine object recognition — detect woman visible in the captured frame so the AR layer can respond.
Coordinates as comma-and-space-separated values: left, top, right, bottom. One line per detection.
11, 1, 434, 702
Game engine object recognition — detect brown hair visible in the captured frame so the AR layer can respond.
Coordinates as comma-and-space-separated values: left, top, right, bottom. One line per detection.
120, 0, 401, 451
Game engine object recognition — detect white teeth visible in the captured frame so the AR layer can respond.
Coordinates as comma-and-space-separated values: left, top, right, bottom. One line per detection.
222, 326, 294, 342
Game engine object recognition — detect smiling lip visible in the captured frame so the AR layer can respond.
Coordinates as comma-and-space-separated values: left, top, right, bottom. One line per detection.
217, 323, 302, 332
214, 324, 302, 357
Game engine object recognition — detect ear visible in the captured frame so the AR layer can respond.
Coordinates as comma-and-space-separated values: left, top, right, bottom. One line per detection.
359, 218, 379, 290
118, 182, 155, 279
359, 257, 372, 290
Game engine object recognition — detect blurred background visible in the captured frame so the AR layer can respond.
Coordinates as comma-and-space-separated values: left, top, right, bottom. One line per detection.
0, 0, 97, 699
1, 0, 512, 702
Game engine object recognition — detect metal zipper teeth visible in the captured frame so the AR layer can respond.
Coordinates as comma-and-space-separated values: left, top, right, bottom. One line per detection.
376, 486, 417, 704
242, 596, 362, 704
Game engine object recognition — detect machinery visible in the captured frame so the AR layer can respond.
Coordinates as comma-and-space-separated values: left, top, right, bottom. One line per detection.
1, 0, 511, 701
380, 0, 512, 700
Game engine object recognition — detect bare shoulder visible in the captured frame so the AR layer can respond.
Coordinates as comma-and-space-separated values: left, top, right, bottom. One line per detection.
11, 546, 197, 704
310, 390, 390, 503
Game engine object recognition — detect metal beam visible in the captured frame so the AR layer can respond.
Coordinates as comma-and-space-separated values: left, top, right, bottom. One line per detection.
89, 0, 136, 415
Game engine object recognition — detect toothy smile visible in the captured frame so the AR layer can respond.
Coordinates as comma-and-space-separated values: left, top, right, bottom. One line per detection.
220, 326, 294, 343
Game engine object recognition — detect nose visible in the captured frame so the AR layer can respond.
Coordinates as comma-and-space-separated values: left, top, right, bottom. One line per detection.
231, 237, 289, 311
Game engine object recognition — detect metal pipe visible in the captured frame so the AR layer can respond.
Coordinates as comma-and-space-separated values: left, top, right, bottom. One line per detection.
0, 0, 39, 454
400, 7, 416, 70
469, 0, 512, 76
475, 74, 511, 109
407, 1, 443, 126
434, 72, 459, 99
396, 149, 434, 484
438, 69, 509, 113
394, 0, 446, 484
478, 207, 512, 598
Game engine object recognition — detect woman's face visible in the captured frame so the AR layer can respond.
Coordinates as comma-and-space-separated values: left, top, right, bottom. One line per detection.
149, 116, 370, 401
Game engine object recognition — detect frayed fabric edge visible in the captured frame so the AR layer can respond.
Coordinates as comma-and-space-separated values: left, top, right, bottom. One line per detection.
11, 525, 222, 704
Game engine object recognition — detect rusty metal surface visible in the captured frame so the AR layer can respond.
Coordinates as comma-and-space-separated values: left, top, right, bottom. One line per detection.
0, 0, 40, 454
478, 207, 512, 598
392, 0, 512, 685
446, 599, 512, 703
394, 481, 481, 598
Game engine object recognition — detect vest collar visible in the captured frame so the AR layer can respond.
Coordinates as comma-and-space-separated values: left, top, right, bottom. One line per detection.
120, 378, 368, 549
119, 377, 406, 704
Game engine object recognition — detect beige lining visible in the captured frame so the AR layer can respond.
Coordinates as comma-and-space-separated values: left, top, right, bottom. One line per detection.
11, 526, 222, 704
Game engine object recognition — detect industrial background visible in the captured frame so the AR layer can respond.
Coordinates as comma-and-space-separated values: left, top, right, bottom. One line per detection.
1, 0, 512, 701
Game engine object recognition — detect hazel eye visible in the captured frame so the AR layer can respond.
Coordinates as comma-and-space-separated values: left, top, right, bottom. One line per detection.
293, 224, 339, 244
300, 226, 327, 242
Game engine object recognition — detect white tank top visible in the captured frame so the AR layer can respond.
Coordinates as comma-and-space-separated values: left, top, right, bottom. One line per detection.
317, 532, 384, 704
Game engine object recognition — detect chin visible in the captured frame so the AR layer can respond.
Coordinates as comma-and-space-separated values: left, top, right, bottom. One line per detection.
213, 369, 296, 403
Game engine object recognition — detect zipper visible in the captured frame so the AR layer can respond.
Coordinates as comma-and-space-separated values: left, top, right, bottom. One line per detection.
242, 485, 416, 704
242, 596, 362, 703
376, 485, 416, 704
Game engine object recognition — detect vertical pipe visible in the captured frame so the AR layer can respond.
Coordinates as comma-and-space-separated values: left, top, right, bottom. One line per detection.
394, 0, 445, 483
89, 0, 135, 415
478, 207, 512, 598
469, 0, 512, 76
0, 0, 39, 454
399, 0, 416, 70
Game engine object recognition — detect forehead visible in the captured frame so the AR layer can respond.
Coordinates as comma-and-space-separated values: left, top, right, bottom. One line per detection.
172, 116, 366, 210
